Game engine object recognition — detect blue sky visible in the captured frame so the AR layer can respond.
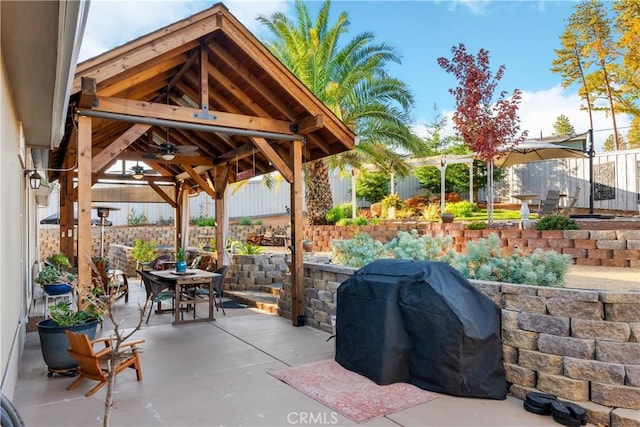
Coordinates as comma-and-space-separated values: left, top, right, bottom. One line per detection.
80, 0, 631, 150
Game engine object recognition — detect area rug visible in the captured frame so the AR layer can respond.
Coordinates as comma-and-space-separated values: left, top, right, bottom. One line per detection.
269, 359, 438, 423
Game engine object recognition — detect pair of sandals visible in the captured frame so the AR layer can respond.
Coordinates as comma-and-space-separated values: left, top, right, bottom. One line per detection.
524, 392, 586, 426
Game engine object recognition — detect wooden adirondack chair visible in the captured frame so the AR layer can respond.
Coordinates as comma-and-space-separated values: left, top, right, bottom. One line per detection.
65, 330, 144, 397
532, 190, 561, 217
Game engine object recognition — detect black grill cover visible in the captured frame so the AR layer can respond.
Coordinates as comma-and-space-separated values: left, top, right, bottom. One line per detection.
335, 259, 506, 400
335, 265, 412, 385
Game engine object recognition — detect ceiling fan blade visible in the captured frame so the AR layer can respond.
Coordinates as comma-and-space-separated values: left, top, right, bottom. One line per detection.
178, 151, 200, 157
175, 145, 199, 153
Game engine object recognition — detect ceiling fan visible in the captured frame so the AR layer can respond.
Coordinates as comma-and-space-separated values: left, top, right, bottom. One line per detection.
125, 162, 160, 180
148, 142, 199, 160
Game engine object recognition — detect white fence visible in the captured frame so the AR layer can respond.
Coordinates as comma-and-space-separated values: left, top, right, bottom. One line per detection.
39, 149, 640, 225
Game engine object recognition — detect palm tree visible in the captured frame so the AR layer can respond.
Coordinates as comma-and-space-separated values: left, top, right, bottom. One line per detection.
258, 0, 415, 224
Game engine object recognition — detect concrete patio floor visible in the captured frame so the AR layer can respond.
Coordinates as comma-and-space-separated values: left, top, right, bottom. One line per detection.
15, 283, 557, 426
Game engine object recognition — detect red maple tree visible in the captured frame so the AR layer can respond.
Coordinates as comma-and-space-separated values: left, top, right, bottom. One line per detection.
437, 43, 527, 161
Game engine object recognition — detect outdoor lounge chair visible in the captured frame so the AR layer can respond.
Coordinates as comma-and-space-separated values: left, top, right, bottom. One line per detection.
65, 330, 144, 397
532, 190, 561, 217
562, 187, 581, 214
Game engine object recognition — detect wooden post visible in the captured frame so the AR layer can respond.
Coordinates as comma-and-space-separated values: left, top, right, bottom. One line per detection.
77, 116, 92, 301
290, 139, 304, 326
175, 183, 184, 251
60, 136, 76, 260
214, 165, 229, 269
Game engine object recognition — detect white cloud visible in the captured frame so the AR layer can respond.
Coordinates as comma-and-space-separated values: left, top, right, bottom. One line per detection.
413, 85, 632, 153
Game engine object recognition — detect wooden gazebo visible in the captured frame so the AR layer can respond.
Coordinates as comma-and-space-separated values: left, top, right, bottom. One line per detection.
48, 3, 356, 325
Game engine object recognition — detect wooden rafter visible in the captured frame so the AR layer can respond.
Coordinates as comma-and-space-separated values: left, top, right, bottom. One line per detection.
89, 96, 295, 135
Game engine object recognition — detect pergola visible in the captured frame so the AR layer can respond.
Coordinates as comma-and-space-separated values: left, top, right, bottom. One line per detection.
47, 3, 356, 325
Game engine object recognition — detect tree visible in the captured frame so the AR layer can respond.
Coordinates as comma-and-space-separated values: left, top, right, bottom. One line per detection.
613, 0, 640, 116
258, 0, 414, 224
552, 11, 596, 130
557, 0, 622, 149
553, 114, 576, 135
437, 44, 527, 162
438, 44, 527, 220
355, 171, 390, 204
627, 115, 640, 149
603, 133, 625, 151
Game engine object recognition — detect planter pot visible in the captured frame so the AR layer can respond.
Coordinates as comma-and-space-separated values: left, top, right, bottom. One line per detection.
175, 260, 187, 273
441, 214, 454, 223
43, 283, 73, 296
37, 319, 99, 374
302, 241, 313, 252
33, 186, 52, 207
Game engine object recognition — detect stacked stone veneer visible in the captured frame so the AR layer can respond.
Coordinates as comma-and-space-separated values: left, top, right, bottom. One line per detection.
278, 262, 640, 425
304, 223, 640, 269
224, 254, 289, 293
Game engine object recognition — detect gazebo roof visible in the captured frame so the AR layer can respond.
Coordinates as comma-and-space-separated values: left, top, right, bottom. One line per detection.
50, 2, 355, 193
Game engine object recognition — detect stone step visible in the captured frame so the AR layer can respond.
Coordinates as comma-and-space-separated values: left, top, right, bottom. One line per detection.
224, 290, 279, 315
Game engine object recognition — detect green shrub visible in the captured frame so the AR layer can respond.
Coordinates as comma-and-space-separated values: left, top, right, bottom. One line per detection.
535, 214, 579, 230
331, 233, 387, 268
353, 216, 369, 226
132, 238, 157, 263
385, 230, 455, 262
444, 201, 475, 217
465, 221, 487, 230
238, 217, 253, 226
421, 203, 440, 222
235, 242, 264, 254
335, 218, 352, 226
196, 217, 216, 227
254, 219, 263, 225
325, 206, 344, 224
127, 208, 147, 226
326, 203, 353, 224
331, 232, 572, 287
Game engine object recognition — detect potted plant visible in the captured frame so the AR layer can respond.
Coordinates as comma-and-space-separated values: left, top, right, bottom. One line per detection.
441, 211, 455, 223
302, 240, 313, 252
175, 247, 187, 272
35, 266, 75, 295
47, 252, 72, 270
37, 299, 102, 376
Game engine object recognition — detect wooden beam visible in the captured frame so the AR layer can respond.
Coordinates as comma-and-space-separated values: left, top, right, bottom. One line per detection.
77, 116, 92, 306
92, 124, 151, 172
60, 134, 76, 258
251, 137, 293, 183
214, 190, 226, 269
182, 165, 216, 199
297, 114, 323, 134
214, 165, 231, 195
149, 181, 178, 208
175, 165, 212, 181
290, 139, 304, 326
90, 96, 295, 135
79, 77, 97, 109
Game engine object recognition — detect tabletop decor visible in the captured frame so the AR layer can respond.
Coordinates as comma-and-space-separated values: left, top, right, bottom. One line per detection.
175, 247, 187, 273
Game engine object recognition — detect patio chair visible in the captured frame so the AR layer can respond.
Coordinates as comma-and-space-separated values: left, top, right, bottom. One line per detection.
65, 330, 144, 397
532, 190, 561, 217
194, 265, 229, 315
562, 186, 581, 214
137, 270, 175, 324
92, 258, 129, 303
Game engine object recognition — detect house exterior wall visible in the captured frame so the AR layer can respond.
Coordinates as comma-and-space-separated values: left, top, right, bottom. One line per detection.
0, 54, 36, 399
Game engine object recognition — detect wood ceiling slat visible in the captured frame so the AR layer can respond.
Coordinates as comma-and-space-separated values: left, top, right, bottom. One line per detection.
98, 53, 188, 97
207, 43, 297, 120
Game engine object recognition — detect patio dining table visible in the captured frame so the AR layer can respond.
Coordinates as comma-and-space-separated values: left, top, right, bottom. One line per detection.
149, 269, 219, 325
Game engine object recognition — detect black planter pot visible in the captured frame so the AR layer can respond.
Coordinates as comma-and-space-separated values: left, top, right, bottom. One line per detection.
36, 319, 99, 375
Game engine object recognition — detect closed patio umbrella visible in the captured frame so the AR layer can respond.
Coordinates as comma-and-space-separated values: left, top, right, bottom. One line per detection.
40, 213, 112, 226
494, 141, 588, 168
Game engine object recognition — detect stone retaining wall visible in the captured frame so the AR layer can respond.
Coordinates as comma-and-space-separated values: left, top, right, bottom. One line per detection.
304, 223, 640, 268
278, 262, 640, 424
225, 254, 289, 293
